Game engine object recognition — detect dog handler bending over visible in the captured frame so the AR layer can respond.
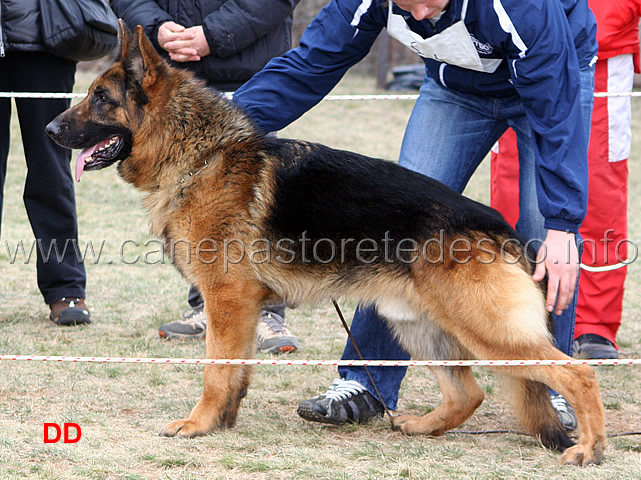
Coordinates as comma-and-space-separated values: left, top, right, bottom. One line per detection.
234, 0, 597, 429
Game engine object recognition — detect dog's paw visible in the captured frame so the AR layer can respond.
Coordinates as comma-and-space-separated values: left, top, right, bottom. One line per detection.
391, 415, 430, 436
159, 418, 213, 438
559, 443, 604, 466
391, 414, 452, 436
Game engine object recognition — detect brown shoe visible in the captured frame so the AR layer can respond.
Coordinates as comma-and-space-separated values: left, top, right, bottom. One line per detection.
49, 298, 91, 326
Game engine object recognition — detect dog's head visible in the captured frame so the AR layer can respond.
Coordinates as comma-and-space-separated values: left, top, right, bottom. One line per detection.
46, 20, 167, 182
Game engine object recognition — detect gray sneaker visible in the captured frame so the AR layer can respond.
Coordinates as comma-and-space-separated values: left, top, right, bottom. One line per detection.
256, 310, 300, 354
550, 394, 577, 431
158, 308, 300, 353
158, 307, 206, 339
297, 378, 384, 425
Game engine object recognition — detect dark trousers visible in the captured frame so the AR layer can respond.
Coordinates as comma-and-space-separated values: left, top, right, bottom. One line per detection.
0, 52, 86, 305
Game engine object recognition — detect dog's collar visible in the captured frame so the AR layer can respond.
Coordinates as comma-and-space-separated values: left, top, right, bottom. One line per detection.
179, 160, 209, 184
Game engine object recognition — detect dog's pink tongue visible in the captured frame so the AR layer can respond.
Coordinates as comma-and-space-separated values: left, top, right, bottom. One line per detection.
75, 145, 98, 182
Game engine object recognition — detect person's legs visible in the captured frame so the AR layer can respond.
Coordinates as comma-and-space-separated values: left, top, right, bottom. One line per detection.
187, 285, 204, 309
507, 65, 594, 430
508, 115, 579, 359
339, 305, 409, 409
162, 284, 299, 352
400, 79, 507, 187
9, 53, 87, 319
510, 64, 594, 359
298, 78, 508, 423
0, 70, 10, 237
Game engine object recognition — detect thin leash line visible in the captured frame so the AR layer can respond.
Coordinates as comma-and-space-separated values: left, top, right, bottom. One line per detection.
0, 356, 639, 366
1, 92, 640, 100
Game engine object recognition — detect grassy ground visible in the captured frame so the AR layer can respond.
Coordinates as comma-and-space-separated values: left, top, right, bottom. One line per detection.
0, 69, 640, 479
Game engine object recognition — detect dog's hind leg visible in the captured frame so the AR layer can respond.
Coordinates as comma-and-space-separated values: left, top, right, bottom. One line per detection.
460, 320, 605, 465
391, 366, 484, 436
160, 280, 266, 438
502, 376, 574, 452
411, 259, 605, 465
378, 302, 484, 436
491, 345, 606, 466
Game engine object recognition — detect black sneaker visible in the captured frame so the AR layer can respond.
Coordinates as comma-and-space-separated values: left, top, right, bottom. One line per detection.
574, 334, 619, 359
550, 394, 577, 431
158, 307, 207, 339
297, 378, 384, 425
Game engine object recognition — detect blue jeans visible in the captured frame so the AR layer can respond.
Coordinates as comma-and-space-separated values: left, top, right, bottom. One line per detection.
339, 69, 594, 410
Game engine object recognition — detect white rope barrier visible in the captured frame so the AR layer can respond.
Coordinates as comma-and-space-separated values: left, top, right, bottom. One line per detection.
2, 92, 641, 100
0, 92, 88, 99
1, 355, 639, 366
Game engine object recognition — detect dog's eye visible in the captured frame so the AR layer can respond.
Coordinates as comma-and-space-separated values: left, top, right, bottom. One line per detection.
93, 91, 111, 105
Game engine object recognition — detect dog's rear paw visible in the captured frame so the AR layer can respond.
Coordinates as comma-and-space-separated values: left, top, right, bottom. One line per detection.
559, 443, 604, 466
160, 418, 213, 438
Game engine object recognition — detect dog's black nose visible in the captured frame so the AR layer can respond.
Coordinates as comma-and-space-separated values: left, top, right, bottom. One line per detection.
45, 120, 60, 139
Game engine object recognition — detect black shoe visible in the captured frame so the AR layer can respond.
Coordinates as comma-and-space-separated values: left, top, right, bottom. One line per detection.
574, 334, 618, 359
297, 378, 384, 425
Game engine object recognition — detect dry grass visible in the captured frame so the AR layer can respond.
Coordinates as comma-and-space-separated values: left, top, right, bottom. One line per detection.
0, 68, 640, 479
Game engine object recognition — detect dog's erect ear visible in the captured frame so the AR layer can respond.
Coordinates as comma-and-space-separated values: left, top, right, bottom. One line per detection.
117, 19, 133, 61
121, 24, 165, 90
135, 25, 165, 88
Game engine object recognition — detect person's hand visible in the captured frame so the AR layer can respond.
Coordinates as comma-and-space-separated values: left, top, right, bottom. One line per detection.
158, 22, 210, 62
532, 229, 579, 315
157, 22, 209, 62
180, 26, 211, 58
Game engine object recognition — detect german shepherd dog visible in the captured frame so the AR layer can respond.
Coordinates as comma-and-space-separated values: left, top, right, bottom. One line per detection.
46, 22, 605, 465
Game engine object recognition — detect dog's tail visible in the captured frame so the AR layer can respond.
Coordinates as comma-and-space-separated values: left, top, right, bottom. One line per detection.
505, 377, 575, 451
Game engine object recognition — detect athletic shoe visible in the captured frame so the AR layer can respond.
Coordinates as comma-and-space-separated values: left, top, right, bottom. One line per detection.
158, 308, 300, 353
550, 394, 577, 431
297, 378, 385, 425
49, 297, 91, 326
574, 334, 619, 359
256, 310, 300, 354
158, 307, 206, 339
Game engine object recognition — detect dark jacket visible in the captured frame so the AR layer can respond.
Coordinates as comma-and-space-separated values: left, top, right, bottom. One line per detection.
0, 0, 44, 55
110, 0, 300, 91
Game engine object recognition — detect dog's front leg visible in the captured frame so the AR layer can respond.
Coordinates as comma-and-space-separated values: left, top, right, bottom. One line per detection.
160, 281, 264, 438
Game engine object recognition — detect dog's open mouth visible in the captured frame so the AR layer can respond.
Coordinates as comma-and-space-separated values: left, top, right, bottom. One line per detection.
75, 135, 124, 182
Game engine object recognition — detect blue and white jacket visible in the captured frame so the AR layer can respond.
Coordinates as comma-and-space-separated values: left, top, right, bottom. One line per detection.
234, 0, 598, 232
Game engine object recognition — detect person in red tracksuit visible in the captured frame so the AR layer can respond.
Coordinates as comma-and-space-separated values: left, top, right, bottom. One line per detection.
490, 0, 641, 359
